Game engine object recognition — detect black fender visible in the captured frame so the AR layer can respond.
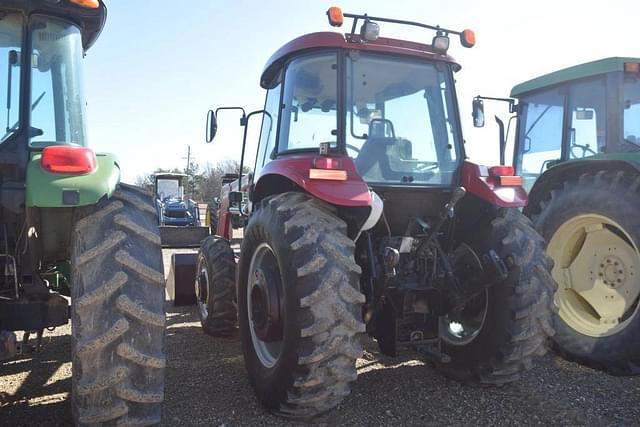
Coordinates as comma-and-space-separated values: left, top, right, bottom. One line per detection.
524, 159, 640, 217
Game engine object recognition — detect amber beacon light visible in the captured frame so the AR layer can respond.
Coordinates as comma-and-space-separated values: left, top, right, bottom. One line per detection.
327, 7, 344, 27
68, 0, 100, 9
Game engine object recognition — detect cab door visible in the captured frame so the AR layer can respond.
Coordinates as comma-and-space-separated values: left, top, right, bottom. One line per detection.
514, 88, 565, 192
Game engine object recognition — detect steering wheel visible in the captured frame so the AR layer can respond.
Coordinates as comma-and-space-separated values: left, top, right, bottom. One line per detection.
414, 160, 439, 171
1, 124, 43, 141
1, 124, 19, 141
570, 143, 596, 158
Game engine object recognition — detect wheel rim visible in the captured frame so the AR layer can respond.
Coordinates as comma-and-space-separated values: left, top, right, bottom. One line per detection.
440, 290, 489, 346
548, 214, 640, 337
247, 243, 284, 368
195, 259, 209, 321
440, 243, 489, 346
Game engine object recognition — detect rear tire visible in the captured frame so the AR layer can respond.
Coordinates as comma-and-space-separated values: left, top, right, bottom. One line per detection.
530, 170, 640, 375
437, 208, 556, 384
71, 184, 166, 426
238, 192, 365, 419
196, 236, 237, 336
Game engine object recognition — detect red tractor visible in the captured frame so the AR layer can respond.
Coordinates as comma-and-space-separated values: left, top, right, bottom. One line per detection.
197, 8, 556, 418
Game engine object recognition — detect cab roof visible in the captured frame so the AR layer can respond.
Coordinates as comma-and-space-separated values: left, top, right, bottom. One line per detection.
1, 0, 107, 50
260, 31, 461, 88
155, 173, 187, 180
510, 57, 640, 98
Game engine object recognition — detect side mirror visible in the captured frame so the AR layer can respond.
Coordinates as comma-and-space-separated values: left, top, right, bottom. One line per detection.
206, 110, 217, 142
472, 98, 485, 128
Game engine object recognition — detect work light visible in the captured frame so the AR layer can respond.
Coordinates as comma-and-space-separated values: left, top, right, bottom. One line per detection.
432, 34, 450, 53
361, 21, 380, 42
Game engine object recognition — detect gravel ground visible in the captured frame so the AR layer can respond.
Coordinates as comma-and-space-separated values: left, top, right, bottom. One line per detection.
1, 250, 639, 426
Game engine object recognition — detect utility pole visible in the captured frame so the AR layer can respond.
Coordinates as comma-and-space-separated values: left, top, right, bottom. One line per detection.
184, 145, 191, 172
181, 146, 194, 197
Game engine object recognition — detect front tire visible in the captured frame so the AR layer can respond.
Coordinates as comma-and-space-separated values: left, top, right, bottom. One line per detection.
530, 170, 640, 375
238, 192, 365, 419
437, 208, 556, 384
195, 236, 237, 336
71, 184, 166, 426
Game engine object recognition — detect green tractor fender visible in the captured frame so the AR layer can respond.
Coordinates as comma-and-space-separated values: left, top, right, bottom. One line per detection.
26, 151, 120, 208
25, 151, 120, 262
524, 156, 640, 217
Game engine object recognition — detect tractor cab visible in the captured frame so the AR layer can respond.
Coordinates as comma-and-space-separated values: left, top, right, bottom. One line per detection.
155, 173, 185, 203
206, 9, 527, 236
513, 58, 640, 190
474, 57, 640, 192
1, 0, 105, 155
256, 28, 466, 191
154, 172, 200, 226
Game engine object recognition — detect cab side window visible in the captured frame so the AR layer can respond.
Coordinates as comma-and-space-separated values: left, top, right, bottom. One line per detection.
517, 89, 564, 176
254, 81, 282, 175
278, 53, 338, 152
568, 78, 606, 158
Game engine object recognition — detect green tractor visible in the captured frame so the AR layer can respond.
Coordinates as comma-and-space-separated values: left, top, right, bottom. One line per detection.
474, 57, 640, 374
0, 1, 165, 425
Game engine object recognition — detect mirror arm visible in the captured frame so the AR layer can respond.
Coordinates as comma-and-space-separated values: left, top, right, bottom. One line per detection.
207, 106, 248, 142
475, 95, 517, 113
215, 106, 247, 126
238, 109, 269, 193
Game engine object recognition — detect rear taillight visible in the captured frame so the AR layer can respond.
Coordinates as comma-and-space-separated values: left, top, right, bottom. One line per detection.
41, 145, 97, 174
496, 175, 524, 186
488, 165, 523, 186
309, 169, 348, 181
309, 156, 348, 181
624, 62, 640, 73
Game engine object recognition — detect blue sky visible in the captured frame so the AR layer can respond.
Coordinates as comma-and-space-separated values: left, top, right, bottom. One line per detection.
82, 0, 640, 182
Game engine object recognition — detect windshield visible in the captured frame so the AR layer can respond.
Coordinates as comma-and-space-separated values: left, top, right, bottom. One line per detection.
0, 12, 23, 143
157, 179, 182, 200
29, 15, 87, 147
346, 53, 459, 185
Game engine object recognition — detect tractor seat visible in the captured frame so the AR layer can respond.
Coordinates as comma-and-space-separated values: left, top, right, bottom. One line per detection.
355, 137, 413, 181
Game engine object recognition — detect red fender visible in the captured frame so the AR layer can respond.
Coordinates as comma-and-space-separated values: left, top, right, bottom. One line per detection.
461, 161, 528, 208
216, 181, 233, 240
254, 154, 372, 207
